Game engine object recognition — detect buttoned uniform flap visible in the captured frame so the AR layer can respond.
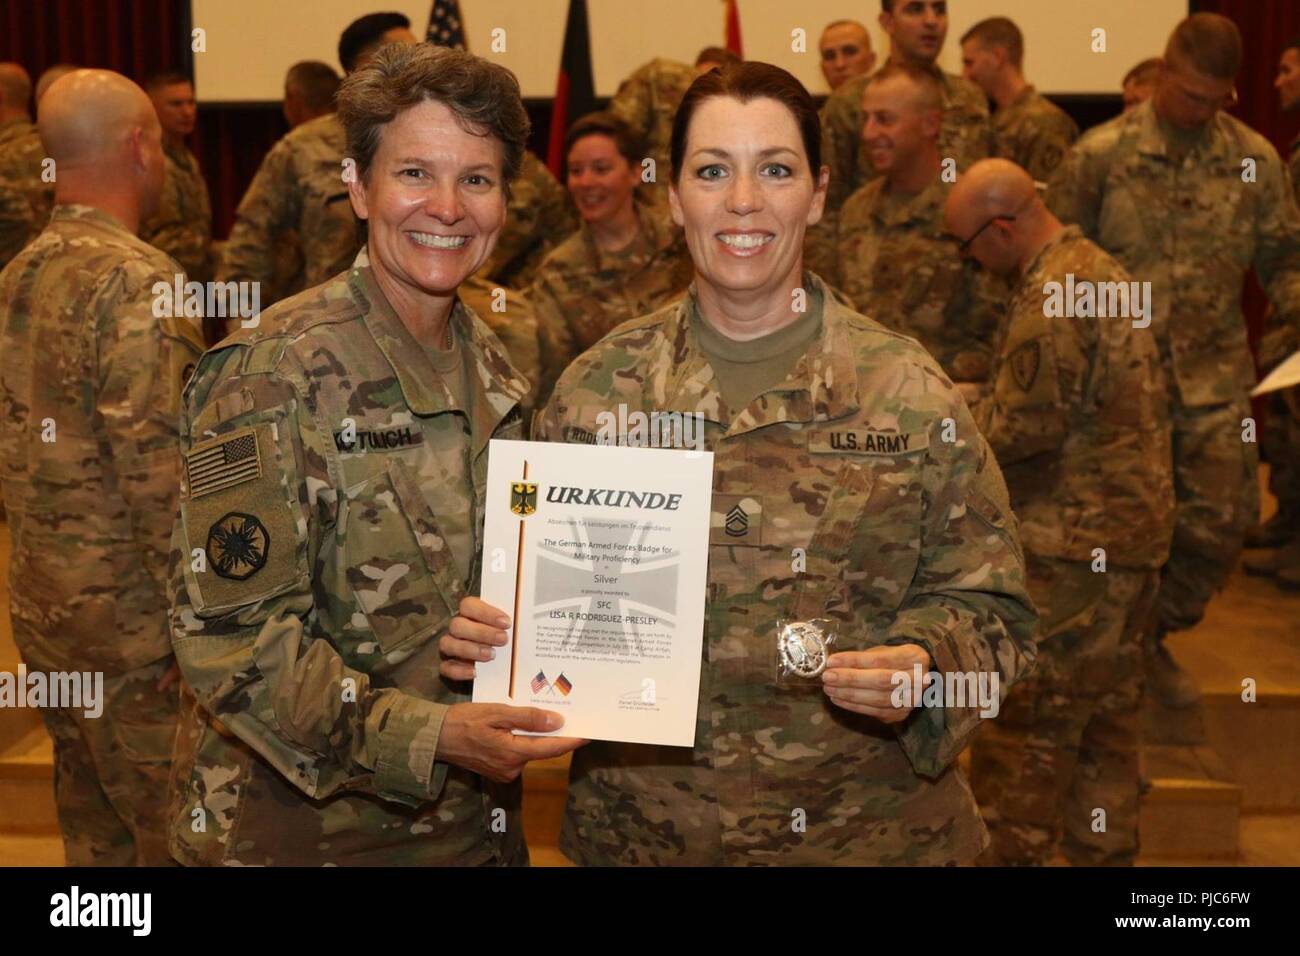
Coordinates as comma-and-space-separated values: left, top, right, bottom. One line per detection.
157, 312, 206, 418
340, 456, 463, 656
180, 409, 309, 616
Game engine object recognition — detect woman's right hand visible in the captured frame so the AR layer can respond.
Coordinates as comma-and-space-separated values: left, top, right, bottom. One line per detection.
436, 703, 586, 783
439, 596, 511, 681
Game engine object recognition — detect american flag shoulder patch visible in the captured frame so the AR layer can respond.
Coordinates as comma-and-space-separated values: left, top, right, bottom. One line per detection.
187, 427, 262, 499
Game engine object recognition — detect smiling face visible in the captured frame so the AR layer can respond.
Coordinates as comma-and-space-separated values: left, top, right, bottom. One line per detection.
347, 97, 506, 309
567, 133, 639, 227
669, 96, 826, 304
861, 74, 940, 175
880, 0, 948, 65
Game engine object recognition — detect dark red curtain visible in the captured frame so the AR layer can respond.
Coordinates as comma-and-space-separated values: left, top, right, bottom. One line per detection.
0, 0, 284, 238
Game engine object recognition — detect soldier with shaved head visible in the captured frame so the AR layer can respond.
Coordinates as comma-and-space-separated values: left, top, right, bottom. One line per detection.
0, 69, 205, 865
946, 159, 1174, 866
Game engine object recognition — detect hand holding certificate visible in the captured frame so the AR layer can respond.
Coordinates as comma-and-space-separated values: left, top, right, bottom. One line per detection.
471, 439, 714, 746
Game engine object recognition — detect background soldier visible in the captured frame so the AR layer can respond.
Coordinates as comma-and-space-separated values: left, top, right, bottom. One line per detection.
0, 69, 204, 866
819, 19, 877, 93
608, 56, 695, 205
140, 71, 213, 281
480, 150, 577, 289
836, 65, 1005, 393
0, 63, 54, 268
1048, 13, 1300, 707
960, 17, 1079, 183
948, 159, 1175, 866
810, 0, 990, 278
1243, 37, 1300, 589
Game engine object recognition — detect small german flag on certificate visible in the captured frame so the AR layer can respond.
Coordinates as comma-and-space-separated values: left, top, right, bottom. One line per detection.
553, 673, 573, 697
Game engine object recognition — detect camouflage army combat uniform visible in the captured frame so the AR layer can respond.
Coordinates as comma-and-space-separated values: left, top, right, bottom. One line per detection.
218, 113, 357, 304
0, 117, 54, 267
608, 58, 696, 206
808, 63, 990, 279
482, 151, 578, 289
140, 139, 213, 282
835, 175, 1007, 385
1246, 132, 1300, 584
535, 273, 1037, 865
167, 252, 533, 866
460, 272, 542, 419
990, 86, 1079, 184
968, 227, 1175, 866
530, 202, 692, 401
1048, 99, 1300, 635
0, 204, 205, 865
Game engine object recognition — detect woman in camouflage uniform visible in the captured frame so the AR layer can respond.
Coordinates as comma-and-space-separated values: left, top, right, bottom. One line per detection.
445, 62, 1036, 866
530, 112, 693, 402
165, 43, 583, 867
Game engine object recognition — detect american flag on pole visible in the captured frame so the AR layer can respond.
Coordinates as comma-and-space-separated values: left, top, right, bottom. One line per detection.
426, 0, 467, 49
531, 670, 550, 694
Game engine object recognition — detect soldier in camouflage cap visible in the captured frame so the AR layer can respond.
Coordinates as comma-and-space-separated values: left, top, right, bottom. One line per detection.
140, 72, 212, 282
0, 63, 54, 268
1047, 13, 1300, 708
444, 62, 1036, 866
808, 0, 990, 279
947, 160, 1175, 866
530, 112, 692, 403
836, 65, 1006, 392
481, 150, 578, 289
1243, 38, 1300, 588
959, 18, 1079, 184
0, 69, 205, 866
167, 43, 583, 867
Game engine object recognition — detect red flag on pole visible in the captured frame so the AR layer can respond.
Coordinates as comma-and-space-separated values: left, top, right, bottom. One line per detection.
725, 0, 743, 58
546, 0, 596, 178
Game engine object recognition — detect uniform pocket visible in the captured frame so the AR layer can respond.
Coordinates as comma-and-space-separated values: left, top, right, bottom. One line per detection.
341, 460, 459, 656
838, 456, 924, 617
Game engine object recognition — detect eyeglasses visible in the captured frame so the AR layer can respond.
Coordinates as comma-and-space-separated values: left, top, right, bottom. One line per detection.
958, 215, 1015, 254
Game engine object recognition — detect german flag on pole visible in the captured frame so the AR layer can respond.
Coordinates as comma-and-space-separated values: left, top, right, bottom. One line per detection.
546, 0, 597, 178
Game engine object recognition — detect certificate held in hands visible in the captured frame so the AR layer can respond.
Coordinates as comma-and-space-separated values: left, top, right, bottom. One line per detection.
473, 439, 714, 746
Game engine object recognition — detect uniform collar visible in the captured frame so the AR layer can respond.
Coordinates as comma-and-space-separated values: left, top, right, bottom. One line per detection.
580, 202, 675, 270
50, 203, 133, 235
871, 173, 948, 229
652, 272, 861, 433
1019, 224, 1083, 287
1134, 98, 1234, 164
347, 248, 527, 446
